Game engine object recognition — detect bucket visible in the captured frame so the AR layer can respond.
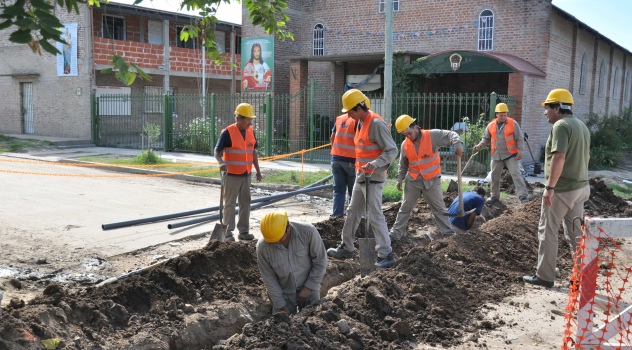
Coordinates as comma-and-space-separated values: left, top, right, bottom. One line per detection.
533, 162, 542, 175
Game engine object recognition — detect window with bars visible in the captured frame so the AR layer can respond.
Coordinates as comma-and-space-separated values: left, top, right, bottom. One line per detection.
313, 24, 324, 56
378, 0, 400, 13
598, 60, 606, 97
478, 9, 494, 51
612, 66, 621, 100
103, 15, 125, 40
579, 53, 588, 95
176, 26, 195, 49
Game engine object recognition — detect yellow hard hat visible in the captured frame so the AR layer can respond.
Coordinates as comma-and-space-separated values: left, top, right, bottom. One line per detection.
260, 211, 288, 243
395, 114, 416, 133
495, 103, 509, 113
235, 103, 256, 118
541, 88, 574, 107
341, 89, 369, 113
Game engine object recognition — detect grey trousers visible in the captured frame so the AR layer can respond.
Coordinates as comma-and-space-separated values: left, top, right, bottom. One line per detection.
391, 176, 455, 237
341, 180, 392, 258
222, 174, 252, 235
535, 185, 590, 282
490, 156, 528, 199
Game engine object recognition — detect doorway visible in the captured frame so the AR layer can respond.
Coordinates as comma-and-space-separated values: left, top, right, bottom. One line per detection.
21, 82, 34, 134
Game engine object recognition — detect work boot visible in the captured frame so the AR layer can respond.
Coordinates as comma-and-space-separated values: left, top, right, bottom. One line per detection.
375, 252, 396, 268
224, 232, 235, 241
327, 242, 354, 259
486, 197, 499, 205
523, 274, 554, 288
238, 232, 255, 241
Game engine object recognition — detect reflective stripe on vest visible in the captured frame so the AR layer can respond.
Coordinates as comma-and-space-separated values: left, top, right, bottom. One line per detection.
489, 117, 518, 155
330, 114, 357, 158
403, 129, 441, 180
224, 124, 255, 174
354, 112, 384, 173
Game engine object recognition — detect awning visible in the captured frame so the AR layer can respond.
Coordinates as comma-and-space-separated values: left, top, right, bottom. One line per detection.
288, 51, 428, 63
411, 50, 546, 77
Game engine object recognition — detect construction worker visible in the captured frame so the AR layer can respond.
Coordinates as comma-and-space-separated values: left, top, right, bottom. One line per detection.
330, 113, 357, 217
256, 211, 327, 314
327, 89, 398, 268
448, 187, 486, 234
390, 115, 464, 240
214, 103, 262, 241
474, 103, 529, 204
523, 89, 590, 288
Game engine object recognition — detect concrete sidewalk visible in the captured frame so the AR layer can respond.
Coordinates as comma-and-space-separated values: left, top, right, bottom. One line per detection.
4, 133, 546, 184
3, 133, 331, 173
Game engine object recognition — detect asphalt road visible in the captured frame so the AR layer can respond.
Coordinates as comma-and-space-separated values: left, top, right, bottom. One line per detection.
0, 154, 332, 271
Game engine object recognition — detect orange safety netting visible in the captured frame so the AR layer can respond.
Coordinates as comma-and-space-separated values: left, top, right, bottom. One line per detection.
562, 221, 632, 349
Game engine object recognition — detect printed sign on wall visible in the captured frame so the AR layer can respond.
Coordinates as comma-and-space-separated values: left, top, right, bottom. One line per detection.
56, 23, 78, 76
241, 37, 274, 91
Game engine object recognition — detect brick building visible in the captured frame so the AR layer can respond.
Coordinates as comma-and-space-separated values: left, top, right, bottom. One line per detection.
241, 0, 632, 159
0, 2, 241, 139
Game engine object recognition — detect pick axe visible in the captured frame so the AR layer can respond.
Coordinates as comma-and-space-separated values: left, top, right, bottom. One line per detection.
445, 154, 477, 218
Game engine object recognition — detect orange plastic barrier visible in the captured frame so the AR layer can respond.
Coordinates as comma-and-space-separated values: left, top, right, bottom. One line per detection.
562, 217, 632, 349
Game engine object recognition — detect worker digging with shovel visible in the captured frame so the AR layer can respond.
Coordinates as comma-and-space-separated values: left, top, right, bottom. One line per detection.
389, 114, 464, 241
327, 89, 398, 269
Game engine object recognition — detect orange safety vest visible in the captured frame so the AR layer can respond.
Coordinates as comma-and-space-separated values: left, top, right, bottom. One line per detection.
489, 117, 518, 155
223, 124, 256, 175
354, 112, 385, 173
403, 130, 441, 180
330, 114, 356, 158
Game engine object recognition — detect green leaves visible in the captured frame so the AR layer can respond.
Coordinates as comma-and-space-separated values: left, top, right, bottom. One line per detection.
101, 55, 152, 86
9, 29, 33, 44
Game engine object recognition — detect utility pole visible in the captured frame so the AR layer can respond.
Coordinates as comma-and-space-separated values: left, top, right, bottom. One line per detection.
202, 31, 206, 119
384, 0, 393, 125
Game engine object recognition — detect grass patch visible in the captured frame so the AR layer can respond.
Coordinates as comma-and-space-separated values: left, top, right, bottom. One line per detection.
261, 170, 332, 186
609, 184, 632, 199
0, 134, 56, 153
382, 180, 401, 202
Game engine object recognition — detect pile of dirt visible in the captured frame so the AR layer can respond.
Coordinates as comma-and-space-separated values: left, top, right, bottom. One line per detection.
0, 178, 629, 349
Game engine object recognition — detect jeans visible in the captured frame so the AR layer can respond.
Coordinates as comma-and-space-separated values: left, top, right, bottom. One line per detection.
331, 160, 355, 216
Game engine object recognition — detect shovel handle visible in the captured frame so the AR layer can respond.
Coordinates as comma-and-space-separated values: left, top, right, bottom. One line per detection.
365, 174, 370, 236
219, 171, 225, 226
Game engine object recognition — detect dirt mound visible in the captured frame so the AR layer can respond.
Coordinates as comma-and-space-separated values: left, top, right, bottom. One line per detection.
585, 177, 631, 217
1, 178, 629, 349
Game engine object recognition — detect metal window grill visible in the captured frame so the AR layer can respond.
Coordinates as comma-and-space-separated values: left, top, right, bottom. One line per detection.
313, 24, 324, 56
478, 10, 494, 51
378, 0, 400, 13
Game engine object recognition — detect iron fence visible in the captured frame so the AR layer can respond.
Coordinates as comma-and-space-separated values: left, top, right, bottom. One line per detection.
91, 81, 514, 174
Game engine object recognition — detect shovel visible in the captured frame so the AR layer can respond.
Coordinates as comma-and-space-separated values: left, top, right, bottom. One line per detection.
210, 171, 227, 241
445, 154, 477, 218
524, 133, 541, 175
358, 173, 377, 277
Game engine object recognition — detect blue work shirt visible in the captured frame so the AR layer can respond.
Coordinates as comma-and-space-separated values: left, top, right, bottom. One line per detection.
448, 191, 484, 230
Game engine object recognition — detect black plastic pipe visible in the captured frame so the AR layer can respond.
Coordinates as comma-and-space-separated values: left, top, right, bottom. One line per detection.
167, 184, 332, 229
102, 175, 333, 230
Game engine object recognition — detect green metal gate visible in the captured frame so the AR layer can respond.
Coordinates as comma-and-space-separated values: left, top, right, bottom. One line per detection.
91, 82, 514, 172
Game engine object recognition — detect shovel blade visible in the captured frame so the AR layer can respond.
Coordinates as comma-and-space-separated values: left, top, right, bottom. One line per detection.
210, 223, 226, 242
447, 179, 458, 193
358, 238, 376, 277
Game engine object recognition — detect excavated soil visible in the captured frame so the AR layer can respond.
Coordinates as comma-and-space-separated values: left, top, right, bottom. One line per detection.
0, 178, 630, 350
